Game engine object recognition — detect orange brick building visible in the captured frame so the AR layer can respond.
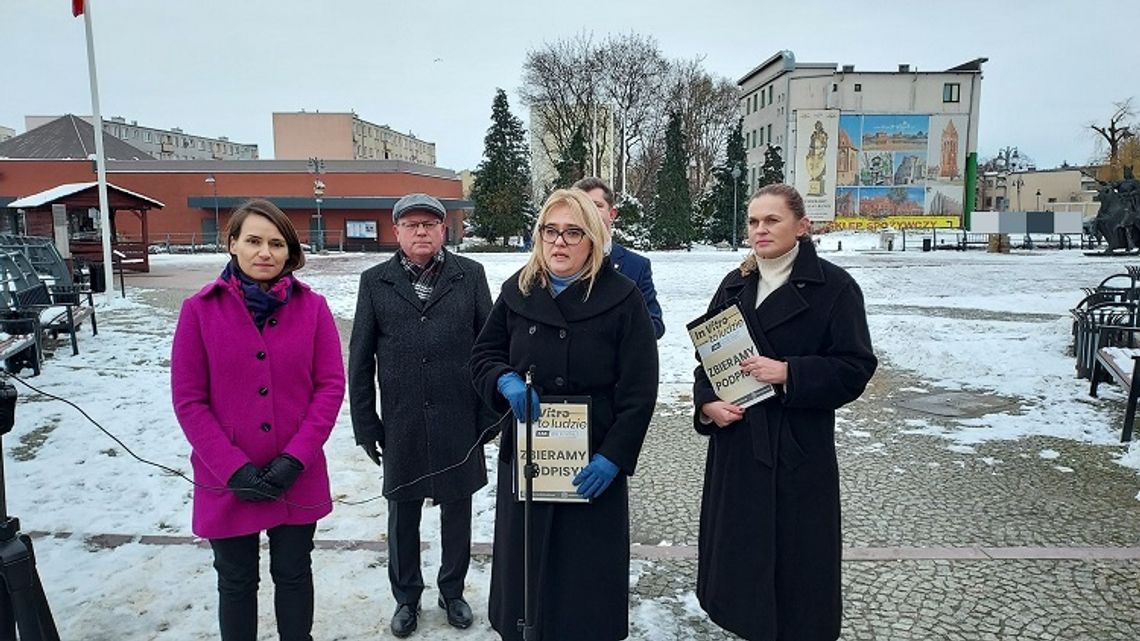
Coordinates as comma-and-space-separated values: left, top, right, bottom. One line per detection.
0, 159, 470, 252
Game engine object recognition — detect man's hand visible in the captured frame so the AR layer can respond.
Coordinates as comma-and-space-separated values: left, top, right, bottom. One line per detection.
701, 401, 745, 428
360, 423, 384, 467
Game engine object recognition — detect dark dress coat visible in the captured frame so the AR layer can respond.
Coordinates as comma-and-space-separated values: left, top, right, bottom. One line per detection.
692, 239, 876, 641
610, 243, 665, 339
348, 250, 493, 504
470, 261, 659, 641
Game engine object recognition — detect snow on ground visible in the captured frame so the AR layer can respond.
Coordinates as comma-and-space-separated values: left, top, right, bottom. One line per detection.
7, 235, 1140, 638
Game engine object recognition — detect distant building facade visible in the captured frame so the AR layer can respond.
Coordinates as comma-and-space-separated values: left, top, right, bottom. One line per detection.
527, 102, 616, 202
0, 125, 14, 143
737, 50, 984, 228
25, 115, 257, 160
976, 167, 1098, 214
272, 111, 436, 165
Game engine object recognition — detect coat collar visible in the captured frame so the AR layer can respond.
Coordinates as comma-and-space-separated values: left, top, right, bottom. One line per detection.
721, 238, 826, 337
195, 272, 311, 299
377, 248, 465, 311
501, 261, 637, 328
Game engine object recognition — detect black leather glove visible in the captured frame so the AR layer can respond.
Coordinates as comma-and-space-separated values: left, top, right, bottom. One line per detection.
227, 463, 277, 502
360, 423, 384, 467
261, 453, 304, 493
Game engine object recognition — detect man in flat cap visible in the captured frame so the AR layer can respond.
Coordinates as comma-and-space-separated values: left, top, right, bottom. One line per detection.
349, 193, 494, 637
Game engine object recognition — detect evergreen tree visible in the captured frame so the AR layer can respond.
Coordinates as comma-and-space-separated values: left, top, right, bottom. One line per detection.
649, 112, 692, 249
552, 126, 589, 190
758, 144, 785, 189
470, 89, 534, 245
703, 119, 747, 245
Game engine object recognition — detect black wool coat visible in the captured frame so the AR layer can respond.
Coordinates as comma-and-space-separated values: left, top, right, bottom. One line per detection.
470, 261, 659, 641
692, 239, 877, 641
348, 250, 493, 504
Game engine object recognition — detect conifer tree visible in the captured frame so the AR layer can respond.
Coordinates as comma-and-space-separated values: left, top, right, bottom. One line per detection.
650, 112, 692, 249
470, 89, 534, 245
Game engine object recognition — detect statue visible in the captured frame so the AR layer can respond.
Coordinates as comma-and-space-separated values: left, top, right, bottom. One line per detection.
805, 120, 829, 196
1092, 167, 1140, 253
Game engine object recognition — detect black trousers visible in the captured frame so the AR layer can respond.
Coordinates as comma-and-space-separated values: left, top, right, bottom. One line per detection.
388, 496, 472, 606
209, 522, 317, 641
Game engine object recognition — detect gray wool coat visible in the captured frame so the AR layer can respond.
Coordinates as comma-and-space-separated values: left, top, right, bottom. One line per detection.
348, 250, 494, 503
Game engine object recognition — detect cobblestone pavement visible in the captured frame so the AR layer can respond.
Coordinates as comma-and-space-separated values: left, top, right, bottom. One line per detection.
123, 261, 1140, 639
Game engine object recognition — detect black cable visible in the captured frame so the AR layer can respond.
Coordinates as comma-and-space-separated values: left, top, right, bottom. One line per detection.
2, 371, 510, 510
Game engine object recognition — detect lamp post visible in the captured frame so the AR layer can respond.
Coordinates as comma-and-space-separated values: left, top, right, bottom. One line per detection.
731, 165, 742, 251
1036, 189, 1041, 211
307, 157, 325, 252
1014, 177, 1024, 211
204, 174, 219, 250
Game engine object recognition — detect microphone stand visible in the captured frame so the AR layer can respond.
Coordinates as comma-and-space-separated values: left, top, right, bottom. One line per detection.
517, 367, 538, 641
0, 378, 59, 641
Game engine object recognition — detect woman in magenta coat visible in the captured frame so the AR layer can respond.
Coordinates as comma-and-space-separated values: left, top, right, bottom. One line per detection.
171, 198, 345, 641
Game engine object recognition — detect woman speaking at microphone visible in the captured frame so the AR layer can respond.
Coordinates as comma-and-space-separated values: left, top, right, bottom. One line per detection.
470, 188, 658, 641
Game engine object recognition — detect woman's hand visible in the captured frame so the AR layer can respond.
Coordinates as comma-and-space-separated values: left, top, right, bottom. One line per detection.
740, 356, 788, 385
701, 401, 745, 428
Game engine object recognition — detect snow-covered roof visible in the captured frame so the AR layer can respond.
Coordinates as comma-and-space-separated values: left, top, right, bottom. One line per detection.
6, 181, 165, 209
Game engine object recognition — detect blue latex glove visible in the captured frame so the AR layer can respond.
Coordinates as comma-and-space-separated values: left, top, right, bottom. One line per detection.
572, 454, 619, 499
497, 372, 540, 422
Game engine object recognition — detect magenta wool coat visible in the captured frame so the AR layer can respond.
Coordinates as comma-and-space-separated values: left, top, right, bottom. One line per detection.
171, 276, 345, 539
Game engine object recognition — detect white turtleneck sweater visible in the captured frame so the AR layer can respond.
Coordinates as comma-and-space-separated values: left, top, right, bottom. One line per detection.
755, 243, 799, 306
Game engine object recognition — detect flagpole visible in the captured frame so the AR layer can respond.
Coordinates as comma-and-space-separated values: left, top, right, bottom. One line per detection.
81, 0, 115, 304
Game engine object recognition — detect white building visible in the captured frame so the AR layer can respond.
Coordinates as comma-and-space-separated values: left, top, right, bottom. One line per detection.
25, 115, 258, 160
0, 125, 14, 143
738, 51, 984, 225
528, 102, 616, 202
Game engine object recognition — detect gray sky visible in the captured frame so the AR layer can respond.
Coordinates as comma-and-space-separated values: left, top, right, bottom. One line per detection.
2, 0, 1134, 172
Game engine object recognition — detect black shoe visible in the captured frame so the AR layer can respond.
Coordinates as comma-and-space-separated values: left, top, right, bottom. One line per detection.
390, 603, 419, 638
438, 595, 474, 629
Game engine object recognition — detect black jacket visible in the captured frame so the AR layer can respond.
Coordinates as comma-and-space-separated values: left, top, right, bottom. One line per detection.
471, 261, 659, 641
348, 250, 494, 503
692, 239, 877, 641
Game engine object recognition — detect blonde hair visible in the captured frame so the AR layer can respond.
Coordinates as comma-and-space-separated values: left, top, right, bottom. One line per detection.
518, 188, 610, 298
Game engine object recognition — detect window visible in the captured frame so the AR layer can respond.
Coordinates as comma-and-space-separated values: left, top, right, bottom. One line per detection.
943, 82, 961, 103
760, 89, 766, 108
745, 99, 750, 115
767, 124, 772, 145
759, 128, 764, 146
832, 83, 838, 92
854, 83, 862, 92
768, 86, 773, 104
753, 94, 758, 111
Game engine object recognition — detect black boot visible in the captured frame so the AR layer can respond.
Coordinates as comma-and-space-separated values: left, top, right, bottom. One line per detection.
390, 602, 420, 638
438, 595, 473, 629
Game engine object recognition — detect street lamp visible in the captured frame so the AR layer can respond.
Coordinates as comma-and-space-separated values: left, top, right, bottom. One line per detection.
1036, 189, 1041, 211
307, 157, 325, 251
731, 165, 742, 251
204, 174, 219, 250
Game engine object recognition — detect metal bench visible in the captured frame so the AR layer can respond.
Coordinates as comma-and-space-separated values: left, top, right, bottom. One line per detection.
1090, 335, 1140, 442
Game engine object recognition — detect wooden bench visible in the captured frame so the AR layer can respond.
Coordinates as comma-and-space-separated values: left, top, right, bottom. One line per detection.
0, 330, 40, 376
1090, 343, 1140, 442
13, 282, 98, 357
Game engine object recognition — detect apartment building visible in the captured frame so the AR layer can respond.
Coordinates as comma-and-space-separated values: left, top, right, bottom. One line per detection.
25, 115, 258, 160
272, 111, 436, 165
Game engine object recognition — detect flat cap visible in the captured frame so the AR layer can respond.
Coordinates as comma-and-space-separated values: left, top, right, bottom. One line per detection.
392, 193, 447, 223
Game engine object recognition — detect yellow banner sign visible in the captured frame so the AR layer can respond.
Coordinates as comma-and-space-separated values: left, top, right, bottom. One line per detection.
828, 216, 959, 231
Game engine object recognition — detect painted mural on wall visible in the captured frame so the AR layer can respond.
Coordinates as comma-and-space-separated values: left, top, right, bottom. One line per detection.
794, 110, 839, 221
834, 113, 966, 228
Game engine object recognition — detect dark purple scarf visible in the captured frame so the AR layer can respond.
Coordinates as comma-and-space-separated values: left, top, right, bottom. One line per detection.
221, 261, 293, 330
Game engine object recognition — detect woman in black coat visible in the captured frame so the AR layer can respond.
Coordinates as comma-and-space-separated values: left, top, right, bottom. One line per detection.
693, 184, 877, 641
471, 188, 659, 641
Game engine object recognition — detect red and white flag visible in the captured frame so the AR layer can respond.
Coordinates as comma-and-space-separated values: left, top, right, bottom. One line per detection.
72, 0, 84, 17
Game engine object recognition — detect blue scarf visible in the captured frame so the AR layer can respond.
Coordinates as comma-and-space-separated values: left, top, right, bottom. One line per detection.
221, 261, 293, 330
548, 268, 587, 297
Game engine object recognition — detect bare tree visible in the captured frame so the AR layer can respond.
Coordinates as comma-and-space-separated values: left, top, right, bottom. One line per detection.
596, 32, 670, 193
1089, 98, 1136, 163
663, 58, 740, 200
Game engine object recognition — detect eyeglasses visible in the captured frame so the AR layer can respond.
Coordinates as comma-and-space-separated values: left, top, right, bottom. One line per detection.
398, 220, 442, 231
539, 225, 586, 246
